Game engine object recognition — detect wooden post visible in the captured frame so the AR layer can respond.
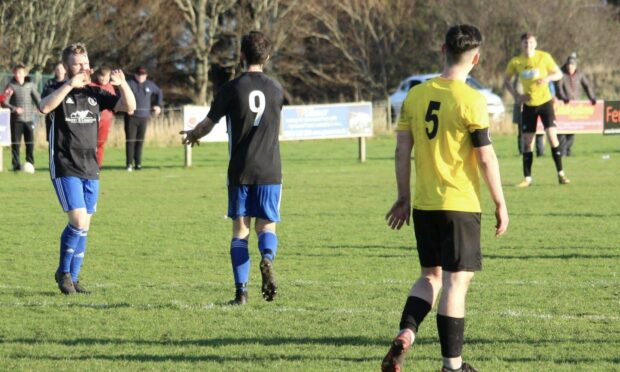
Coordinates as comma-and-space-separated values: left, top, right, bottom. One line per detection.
184, 144, 192, 167
358, 137, 366, 163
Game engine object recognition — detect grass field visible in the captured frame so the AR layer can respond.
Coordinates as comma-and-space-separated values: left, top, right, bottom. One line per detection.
1, 134, 619, 371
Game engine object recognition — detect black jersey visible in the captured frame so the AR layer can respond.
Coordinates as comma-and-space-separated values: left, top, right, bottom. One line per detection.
46, 82, 119, 179
207, 72, 283, 185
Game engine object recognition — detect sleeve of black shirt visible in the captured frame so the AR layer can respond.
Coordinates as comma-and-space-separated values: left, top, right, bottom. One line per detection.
207, 83, 232, 123
152, 82, 163, 107
97, 87, 120, 111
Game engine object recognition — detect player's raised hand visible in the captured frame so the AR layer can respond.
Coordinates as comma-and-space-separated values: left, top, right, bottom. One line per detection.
68, 70, 92, 88
385, 198, 410, 230
110, 69, 126, 86
180, 129, 200, 147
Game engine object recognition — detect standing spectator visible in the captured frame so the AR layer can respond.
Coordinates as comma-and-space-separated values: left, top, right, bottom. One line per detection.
181, 31, 283, 306
90, 66, 116, 167
39, 42, 135, 295
382, 24, 508, 372
2, 64, 41, 171
42, 62, 67, 142
504, 33, 569, 187
555, 54, 597, 156
124, 66, 163, 171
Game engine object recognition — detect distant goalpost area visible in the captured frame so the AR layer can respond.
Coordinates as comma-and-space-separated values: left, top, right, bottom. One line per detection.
182, 102, 374, 166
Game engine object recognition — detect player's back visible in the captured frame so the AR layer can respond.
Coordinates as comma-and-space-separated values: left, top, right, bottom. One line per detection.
397, 77, 489, 212
210, 72, 284, 185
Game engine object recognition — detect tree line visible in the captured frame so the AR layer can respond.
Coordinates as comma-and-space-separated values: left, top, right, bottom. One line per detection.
1, 0, 619, 106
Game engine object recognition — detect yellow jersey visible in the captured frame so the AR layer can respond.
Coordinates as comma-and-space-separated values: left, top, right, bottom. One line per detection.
505, 50, 559, 106
396, 77, 489, 213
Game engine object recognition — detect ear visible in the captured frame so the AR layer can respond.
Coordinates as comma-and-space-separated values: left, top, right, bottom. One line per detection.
472, 51, 480, 65
441, 44, 447, 54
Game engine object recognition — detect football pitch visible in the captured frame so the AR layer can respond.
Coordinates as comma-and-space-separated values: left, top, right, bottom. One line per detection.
1, 134, 619, 371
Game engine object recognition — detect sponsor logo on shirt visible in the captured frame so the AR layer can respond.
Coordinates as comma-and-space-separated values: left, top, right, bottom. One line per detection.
88, 97, 97, 106
145, 87, 151, 93
521, 68, 539, 80
66, 97, 75, 104
66, 110, 97, 124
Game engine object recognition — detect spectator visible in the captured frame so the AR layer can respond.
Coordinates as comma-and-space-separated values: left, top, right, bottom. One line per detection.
42, 62, 67, 142
555, 53, 597, 156
90, 66, 116, 167
124, 66, 163, 171
2, 63, 41, 172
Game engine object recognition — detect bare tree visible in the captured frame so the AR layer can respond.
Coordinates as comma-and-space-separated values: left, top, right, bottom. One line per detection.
0, 0, 76, 71
172, 0, 236, 104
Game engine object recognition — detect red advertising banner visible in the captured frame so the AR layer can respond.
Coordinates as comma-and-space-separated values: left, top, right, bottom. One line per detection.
603, 101, 620, 135
536, 100, 604, 134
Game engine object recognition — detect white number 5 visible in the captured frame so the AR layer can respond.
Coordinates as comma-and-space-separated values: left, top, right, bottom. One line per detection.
249, 90, 266, 127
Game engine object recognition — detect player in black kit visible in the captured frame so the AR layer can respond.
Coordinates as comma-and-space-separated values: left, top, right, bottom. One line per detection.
39, 43, 136, 295
182, 31, 284, 305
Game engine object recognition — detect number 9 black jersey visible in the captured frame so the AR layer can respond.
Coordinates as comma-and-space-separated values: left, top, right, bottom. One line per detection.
207, 72, 284, 185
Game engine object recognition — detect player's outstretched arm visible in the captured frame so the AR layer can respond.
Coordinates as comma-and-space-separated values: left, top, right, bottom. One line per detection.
39, 72, 89, 114
111, 70, 136, 113
386, 130, 413, 230
180, 117, 217, 147
475, 144, 509, 237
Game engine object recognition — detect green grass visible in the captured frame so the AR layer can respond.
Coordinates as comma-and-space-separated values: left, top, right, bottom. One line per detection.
1, 134, 619, 371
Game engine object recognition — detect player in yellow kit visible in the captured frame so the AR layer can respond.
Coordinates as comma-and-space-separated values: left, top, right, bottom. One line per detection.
504, 33, 569, 187
381, 24, 508, 372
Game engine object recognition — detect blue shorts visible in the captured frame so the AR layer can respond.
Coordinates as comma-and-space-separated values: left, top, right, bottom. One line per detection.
228, 184, 282, 222
52, 176, 99, 214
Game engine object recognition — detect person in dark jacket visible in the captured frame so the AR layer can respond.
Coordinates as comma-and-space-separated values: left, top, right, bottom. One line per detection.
42, 62, 67, 142
123, 66, 163, 171
555, 54, 597, 156
2, 64, 41, 171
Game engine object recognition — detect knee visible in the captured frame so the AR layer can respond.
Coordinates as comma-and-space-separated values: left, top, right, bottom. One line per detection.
421, 267, 443, 289
69, 214, 90, 231
442, 271, 474, 290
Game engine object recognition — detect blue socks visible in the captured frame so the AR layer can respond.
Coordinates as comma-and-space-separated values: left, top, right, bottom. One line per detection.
258, 231, 278, 262
230, 232, 279, 286
70, 230, 88, 282
59, 224, 82, 274
230, 238, 250, 285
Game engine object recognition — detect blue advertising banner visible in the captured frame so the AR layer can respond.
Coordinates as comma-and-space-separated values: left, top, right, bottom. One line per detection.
0, 109, 10, 146
280, 102, 373, 140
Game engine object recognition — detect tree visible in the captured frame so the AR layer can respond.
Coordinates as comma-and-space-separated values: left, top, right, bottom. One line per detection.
0, 0, 76, 72
172, 0, 236, 104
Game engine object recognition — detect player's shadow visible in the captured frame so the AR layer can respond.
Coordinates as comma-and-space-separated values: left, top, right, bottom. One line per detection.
485, 253, 620, 260
6, 336, 620, 364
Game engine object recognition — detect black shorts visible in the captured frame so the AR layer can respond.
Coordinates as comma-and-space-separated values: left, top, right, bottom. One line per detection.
522, 100, 556, 133
412, 209, 482, 272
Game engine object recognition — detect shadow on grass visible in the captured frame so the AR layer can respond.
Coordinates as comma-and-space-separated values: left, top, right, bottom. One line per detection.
5, 335, 388, 347
5, 337, 620, 364
486, 253, 620, 260
510, 212, 620, 218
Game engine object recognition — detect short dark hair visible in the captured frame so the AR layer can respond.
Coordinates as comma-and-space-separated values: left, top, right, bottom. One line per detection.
444, 24, 482, 65
13, 63, 26, 72
95, 65, 112, 76
241, 31, 272, 65
62, 42, 88, 66
520, 33, 535, 41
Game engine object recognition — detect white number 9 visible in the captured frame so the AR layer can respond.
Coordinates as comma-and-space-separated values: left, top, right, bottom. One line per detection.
249, 90, 266, 127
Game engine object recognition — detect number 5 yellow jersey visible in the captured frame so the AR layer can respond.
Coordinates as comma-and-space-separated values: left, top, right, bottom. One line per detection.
396, 77, 490, 212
